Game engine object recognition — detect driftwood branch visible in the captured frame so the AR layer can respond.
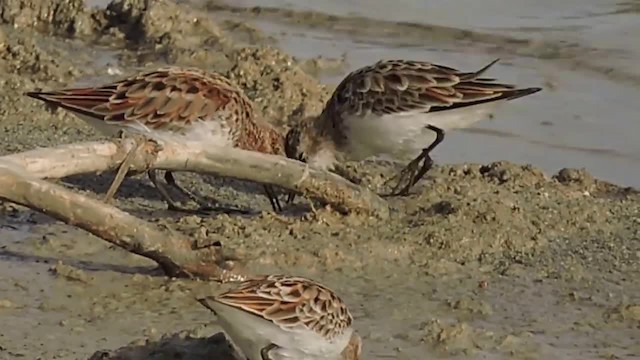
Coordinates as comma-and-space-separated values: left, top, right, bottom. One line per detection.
0, 138, 387, 281
0, 161, 248, 282
1, 139, 389, 218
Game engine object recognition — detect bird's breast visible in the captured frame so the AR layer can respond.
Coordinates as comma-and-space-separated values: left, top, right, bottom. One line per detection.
340, 102, 499, 162
341, 112, 437, 162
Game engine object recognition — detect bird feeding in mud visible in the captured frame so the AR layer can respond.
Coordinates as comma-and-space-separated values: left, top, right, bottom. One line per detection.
25, 67, 286, 213
284, 58, 541, 201
197, 274, 362, 360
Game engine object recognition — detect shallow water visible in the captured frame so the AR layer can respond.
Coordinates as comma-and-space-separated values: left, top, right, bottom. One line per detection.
209, 0, 640, 187
226, 0, 640, 65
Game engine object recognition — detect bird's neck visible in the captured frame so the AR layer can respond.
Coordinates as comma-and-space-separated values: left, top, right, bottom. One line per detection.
239, 118, 286, 156
314, 111, 349, 150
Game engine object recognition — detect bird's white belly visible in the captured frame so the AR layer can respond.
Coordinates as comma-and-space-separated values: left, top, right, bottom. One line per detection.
76, 114, 123, 137
73, 113, 234, 148
211, 302, 352, 360
342, 103, 498, 162
210, 303, 274, 360
342, 112, 437, 162
271, 328, 353, 360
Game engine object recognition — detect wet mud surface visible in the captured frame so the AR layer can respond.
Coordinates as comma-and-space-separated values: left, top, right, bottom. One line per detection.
0, 0, 639, 359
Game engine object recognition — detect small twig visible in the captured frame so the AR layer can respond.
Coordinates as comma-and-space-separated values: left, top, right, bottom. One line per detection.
0, 161, 248, 282
103, 137, 145, 203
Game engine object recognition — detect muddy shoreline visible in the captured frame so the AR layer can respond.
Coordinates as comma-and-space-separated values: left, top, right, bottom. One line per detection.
0, 0, 639, 359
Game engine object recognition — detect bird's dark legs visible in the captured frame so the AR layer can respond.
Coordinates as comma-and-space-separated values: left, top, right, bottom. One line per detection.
149, 170, 249, 214
164, 171, 216, 209
147, 169, 188, 212
166, 172, 283, 213
103, 132, 249, 214
263, 185, 283, 212
287, 125, 445, 201
386, 124, 445, 196
286, 191, 297, 205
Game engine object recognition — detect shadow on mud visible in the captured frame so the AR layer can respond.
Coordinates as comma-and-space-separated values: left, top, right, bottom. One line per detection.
88, 332, 240, 360
0, 247, 159, 276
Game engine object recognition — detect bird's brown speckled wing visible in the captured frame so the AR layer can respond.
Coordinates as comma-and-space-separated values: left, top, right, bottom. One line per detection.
324, 59, 541, 123
25, 67, 253, 134
210, 274, 353, 340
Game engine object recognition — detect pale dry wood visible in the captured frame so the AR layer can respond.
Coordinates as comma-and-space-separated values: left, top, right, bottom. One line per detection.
0, 139, 389, 218
0, 161, 248, 282
103, 139, 143, 204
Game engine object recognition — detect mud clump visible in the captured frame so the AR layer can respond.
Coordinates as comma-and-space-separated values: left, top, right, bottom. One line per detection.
0, 31, 79, 83
226, 46, 330, 127
97, 0, 226, 46
420, 320, 499, 356
0, 24, 92, 155
479, 161, 548, 188
0, 0, 94, 36
554, 166, 639, 199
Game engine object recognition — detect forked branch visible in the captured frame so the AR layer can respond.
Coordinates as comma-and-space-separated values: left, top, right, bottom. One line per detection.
0, 139, 389, 218
0, 162, 248, 282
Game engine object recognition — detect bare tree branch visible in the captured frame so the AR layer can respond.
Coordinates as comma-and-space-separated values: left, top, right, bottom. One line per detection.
0, 161, 249, 282
1, 139, 389, 218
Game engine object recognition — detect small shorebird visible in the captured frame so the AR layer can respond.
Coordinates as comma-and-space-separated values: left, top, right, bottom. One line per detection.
197, 274, 362, 360
25, 67, 285, 213
284, 59, 541, 197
